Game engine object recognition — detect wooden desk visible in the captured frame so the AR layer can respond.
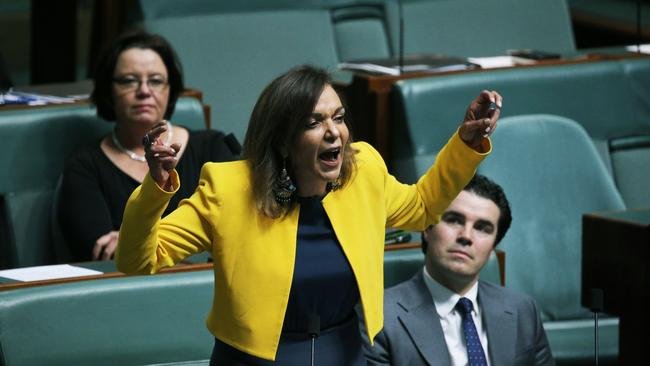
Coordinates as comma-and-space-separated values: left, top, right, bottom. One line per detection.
344, 52, 650, 160
0, 261, 212, 291
582, 208, 650, 365
0, 243, 506, 291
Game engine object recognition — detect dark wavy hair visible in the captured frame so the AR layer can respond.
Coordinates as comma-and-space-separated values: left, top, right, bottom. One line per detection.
243, 65, 357, 218
422, 174, 512, 252
90, 30, 184, 121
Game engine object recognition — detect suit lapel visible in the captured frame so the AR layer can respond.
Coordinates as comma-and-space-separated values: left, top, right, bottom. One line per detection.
397, 272, 452, 366
480, 282, 517, 365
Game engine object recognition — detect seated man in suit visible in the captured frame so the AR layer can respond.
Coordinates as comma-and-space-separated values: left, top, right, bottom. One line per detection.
363, 174, 554, 366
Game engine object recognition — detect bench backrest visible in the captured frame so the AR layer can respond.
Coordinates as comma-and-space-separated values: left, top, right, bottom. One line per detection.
0, 270, 214, 366
391, 58, 650, 210
0, 96, 207, 269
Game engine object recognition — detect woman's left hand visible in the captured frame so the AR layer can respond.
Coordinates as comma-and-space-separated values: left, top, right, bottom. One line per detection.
458, 90, 502, 152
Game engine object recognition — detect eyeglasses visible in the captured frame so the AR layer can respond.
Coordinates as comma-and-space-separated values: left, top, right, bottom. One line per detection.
112, 76, 169, 93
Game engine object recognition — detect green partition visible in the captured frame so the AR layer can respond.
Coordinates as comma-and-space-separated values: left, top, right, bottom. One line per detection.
145, 10, 341, 142
402, 0, 575, 57
0, 270, 214, 366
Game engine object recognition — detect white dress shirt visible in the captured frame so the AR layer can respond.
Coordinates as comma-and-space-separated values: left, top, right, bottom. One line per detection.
423, 266, 491, 366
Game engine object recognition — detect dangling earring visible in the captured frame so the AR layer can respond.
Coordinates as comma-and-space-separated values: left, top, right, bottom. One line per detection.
327, 177, 342, 192
274, 158, 296, 205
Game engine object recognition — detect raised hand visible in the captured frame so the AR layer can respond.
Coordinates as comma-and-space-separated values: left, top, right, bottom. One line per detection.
143, 121, 182, 190
458, 90, 502, 152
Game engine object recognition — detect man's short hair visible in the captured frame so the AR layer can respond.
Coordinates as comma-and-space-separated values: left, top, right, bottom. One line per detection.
421, 174, 512, 253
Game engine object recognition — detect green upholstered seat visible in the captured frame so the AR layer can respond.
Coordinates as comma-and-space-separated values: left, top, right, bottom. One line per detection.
0, 104, 107, 193
134, 0, 396, 64
0, 96, 205, 193
476, 114, 623, 365
390, 59, 650, 213
401, 0, 576, 57
0, 104, 108, 269
144, 10, 341, 142
544, 318, 619, 365
1, 189, 56, 269
0, 96, 207, 269
331, 5, 392, 62
609, 136, 650, 209
391, 60, 639, 180
172, 96, 211, 131
132, 0, 330, 20
0, 270, 214, 366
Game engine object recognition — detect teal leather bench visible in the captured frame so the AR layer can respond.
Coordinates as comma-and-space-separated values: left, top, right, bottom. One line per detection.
132, 0, 395, 63
143, 9, 342, 143
0, 246, 500, 366
401, 0, 576, 57
132, 0, 576, 62
0, 269, 214, 366
391, 57, 650, 210
476, 115, 622, 365
0, 95, 208, 269
389, 58, 648, 363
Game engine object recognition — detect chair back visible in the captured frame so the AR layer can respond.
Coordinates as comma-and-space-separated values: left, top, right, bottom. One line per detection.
144, 10, 340, 142
402, 0, 575, 57
477, 114, 625, 321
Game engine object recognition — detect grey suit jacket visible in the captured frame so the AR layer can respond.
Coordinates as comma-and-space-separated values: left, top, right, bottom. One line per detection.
362, 270, 554, 366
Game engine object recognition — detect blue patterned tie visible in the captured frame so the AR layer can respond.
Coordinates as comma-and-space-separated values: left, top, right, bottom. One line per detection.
456, 297, 488, 366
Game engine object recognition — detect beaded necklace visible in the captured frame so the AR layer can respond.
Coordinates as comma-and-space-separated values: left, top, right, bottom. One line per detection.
112, 120, 172, 162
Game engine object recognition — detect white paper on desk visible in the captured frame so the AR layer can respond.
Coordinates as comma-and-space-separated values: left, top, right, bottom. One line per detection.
468, 56, 536, 69
625, 44, 650, 53
0, 264, 103, 282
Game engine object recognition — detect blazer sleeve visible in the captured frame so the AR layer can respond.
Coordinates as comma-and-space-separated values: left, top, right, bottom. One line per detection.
530, 299, 555, 366
367, 130, 490, 230
115, 167, 214, 274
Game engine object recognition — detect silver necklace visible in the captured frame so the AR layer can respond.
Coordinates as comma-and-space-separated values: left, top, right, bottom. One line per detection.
112, 120, 173, 162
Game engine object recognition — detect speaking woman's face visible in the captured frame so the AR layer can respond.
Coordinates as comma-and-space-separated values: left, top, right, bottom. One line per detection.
290, 84, 349, 197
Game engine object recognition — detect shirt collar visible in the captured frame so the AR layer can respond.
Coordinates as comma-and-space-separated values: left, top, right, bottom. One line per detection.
422, 265, 479, 317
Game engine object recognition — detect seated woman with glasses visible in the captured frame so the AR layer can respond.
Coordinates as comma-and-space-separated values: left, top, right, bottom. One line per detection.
58, 31, 240, 261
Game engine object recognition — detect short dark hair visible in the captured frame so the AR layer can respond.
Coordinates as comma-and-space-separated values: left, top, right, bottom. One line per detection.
90, 30, 184, 121
242, 65, 357, 218
421, 174, 512, 252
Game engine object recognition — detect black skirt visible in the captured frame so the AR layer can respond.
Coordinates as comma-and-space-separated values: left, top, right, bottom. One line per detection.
209, 315, 364, 366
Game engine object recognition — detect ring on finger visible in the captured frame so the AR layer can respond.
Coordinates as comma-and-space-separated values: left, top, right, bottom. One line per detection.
142, 134, 152, 147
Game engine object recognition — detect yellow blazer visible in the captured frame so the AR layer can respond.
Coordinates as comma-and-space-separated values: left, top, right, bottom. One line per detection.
116, 133, 489, 360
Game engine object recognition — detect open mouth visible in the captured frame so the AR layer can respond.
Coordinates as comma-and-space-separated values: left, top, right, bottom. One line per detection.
319, 147, 341, 162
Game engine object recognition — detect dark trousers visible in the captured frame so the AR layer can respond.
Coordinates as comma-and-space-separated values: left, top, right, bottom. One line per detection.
209, 315, 364, 366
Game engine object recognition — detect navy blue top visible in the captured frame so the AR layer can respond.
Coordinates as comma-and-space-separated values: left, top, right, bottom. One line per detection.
282, 195, 360, 333
209, 195, 364, 365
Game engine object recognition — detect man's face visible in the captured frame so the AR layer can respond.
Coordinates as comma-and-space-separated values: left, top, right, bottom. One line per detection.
424, 190, 499, 291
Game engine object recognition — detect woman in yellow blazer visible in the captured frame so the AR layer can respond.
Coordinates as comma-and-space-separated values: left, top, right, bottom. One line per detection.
116, 65, 502, 365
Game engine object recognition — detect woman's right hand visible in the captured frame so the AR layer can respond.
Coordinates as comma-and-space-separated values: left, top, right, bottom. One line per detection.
144, 121, 182, 190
